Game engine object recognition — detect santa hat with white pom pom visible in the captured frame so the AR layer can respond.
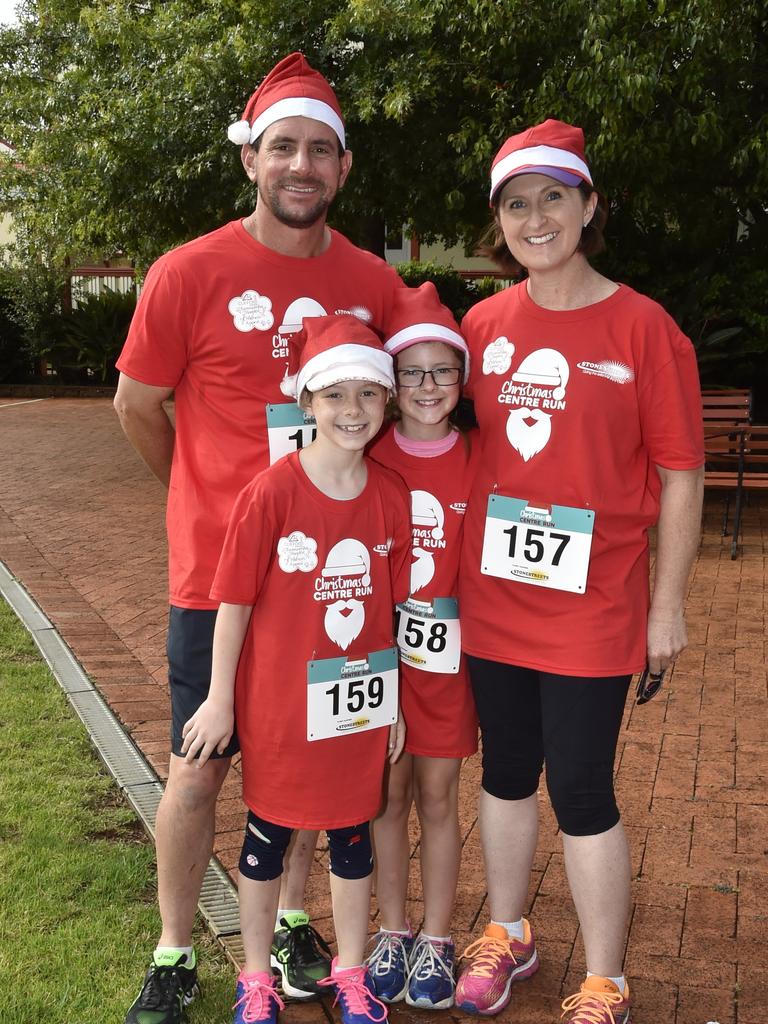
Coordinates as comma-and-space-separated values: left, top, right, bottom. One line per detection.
227, 51, 345, 148
280, 314, 394, 400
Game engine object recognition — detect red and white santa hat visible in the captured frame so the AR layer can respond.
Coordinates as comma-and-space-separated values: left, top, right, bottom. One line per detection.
384, 282, 470, 382
280, 314, 394, 398
489, 119, 592, 203
228, 51, 345, 148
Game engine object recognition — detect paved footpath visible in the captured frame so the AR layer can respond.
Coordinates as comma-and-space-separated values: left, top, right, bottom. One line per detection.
1, 397, 766, 1024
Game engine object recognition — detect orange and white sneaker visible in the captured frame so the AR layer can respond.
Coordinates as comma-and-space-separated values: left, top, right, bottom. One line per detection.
560, 975, 631, 1023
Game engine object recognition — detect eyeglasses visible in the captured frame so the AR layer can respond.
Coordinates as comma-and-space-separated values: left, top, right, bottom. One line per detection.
396, 367, 462, 387
635, 667, 665, 705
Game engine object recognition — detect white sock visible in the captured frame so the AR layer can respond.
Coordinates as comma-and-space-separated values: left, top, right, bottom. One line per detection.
587, 971, 626, 992
333, 962, 363, 974
420, 932, 452, 945
380, 924, 410, 936
491, 918, 525, 941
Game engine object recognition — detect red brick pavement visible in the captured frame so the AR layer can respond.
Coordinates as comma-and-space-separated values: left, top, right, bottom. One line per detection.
1, 397, 766, 1024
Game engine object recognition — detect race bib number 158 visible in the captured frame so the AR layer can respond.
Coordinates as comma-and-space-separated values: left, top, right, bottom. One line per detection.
395, 597, 461, 674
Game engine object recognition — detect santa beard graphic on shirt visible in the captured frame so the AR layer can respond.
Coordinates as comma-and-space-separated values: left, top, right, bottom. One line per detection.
324, 599, 365, 651
410, 547, 435, 593
506, 407, 552, 462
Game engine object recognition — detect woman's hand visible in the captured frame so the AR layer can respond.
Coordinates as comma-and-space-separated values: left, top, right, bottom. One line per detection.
646, 604, 688, 674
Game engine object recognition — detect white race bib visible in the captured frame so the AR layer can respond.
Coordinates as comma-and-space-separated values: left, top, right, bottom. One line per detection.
307, 647, 398, 742
395, 597, 461, 674
266, 403, 317, 465
481, 495, 594, 594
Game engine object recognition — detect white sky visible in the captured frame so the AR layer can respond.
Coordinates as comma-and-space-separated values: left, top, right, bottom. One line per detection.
0, 0, 19, 25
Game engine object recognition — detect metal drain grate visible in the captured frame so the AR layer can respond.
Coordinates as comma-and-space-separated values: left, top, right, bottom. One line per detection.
0, 561, 52, 631
0, 560, 243, 961
35, 628, 95, 694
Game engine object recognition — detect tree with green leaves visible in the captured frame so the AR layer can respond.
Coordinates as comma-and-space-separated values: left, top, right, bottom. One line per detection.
1, 0, 767, 397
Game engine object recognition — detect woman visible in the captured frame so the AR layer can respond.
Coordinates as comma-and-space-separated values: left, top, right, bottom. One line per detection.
454, 120, 704, 1023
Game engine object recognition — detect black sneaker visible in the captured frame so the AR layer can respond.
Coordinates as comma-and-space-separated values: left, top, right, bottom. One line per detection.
124, 951, 199, 1024
270, 912, 332, 1000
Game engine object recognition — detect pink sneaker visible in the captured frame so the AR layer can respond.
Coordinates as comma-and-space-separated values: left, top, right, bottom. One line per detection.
233, 970, 285, 1024
319, 957, 388, 1024
455, 921, 539, 1016
560, 976, 631, 1023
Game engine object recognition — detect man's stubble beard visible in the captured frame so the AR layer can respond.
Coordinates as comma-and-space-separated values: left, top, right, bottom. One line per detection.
260, 178, 337, 229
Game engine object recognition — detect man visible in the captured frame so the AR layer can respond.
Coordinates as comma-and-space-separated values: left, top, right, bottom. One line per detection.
115, 52, 404, 1024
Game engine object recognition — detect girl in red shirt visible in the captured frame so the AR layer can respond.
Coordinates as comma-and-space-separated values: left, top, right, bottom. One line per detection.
181, 315, 412, 1024
366, 284, 478, 1011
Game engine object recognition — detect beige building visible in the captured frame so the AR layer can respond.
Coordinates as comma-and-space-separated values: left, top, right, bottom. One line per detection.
0, 141, 15, 247
384, 225, 500, 279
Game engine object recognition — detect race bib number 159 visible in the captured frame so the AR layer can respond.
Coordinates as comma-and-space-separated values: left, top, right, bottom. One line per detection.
307, 647, 398, 742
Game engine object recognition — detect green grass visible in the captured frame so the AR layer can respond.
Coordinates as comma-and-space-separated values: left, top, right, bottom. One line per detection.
0, 598, 236, 1023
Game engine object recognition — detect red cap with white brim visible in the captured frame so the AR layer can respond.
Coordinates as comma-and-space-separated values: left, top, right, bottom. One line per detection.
490, 119, 592, 202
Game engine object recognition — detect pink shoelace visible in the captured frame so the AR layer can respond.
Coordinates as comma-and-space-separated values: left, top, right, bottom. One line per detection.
319, 966, 388, 1022
233, 976, 285, 1023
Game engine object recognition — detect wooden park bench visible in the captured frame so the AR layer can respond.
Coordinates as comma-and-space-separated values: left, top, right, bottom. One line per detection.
704, 419, 768, 559
701, 387, 753, 437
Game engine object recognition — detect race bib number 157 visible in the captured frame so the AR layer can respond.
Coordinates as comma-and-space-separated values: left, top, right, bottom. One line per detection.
481, 494, 594, 594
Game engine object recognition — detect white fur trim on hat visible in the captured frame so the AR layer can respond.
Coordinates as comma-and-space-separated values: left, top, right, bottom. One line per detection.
298, 344, 394, 396
249, 97, 345, 147
384, 322, 470, 382
490, 144, 592, 199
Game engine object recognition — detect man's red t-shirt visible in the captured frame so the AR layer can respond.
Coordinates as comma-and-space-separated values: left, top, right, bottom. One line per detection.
117, 220, 404, 608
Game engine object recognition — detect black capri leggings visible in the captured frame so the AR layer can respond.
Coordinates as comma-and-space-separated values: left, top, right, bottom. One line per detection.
468, 655, 631, 837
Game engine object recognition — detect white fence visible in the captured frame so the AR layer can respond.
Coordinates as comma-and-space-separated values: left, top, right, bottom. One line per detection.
69, 269, 138, 308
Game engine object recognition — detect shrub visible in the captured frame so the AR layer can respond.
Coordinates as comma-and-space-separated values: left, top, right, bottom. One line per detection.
395, 260, 499, 321
0, 290, 36, 383
46, 287, 137, 384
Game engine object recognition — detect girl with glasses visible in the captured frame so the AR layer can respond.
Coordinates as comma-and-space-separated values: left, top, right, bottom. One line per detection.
365, 282, 478, 1011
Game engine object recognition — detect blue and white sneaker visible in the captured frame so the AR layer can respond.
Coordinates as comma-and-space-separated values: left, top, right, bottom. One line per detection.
405, 936, 456, 1010
232, 970, 284, 1024
365, 929, 414, 1003
319, 959, 388, 1024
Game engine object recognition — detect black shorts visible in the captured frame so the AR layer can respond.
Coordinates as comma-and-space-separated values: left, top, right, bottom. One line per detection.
167, 606, 240, 758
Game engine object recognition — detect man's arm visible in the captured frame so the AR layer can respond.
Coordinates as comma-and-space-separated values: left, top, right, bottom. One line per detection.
646, 465, 704, 673
113, 373, 176, 487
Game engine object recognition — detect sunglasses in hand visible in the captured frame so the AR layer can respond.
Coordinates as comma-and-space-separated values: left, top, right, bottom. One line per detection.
635, 666, 666, 706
